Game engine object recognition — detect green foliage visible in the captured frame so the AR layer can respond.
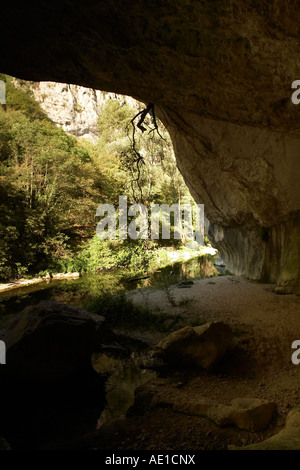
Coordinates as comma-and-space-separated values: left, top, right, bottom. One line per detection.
50, 236, 157, 275
0, 75, 48, 121
97, 99, 134, 144
95, 99, 192, 208
0, 76, 103, 280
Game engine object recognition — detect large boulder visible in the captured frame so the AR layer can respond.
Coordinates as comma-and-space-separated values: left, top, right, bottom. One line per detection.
0, 300, 109, 380
157, 321, 232, 370
0, 301, 112, 449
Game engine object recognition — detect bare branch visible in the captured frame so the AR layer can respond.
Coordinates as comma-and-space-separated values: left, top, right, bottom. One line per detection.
125, 103, 166, 203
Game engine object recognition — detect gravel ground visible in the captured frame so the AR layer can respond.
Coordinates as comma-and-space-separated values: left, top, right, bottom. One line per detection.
68, 275, 300, 450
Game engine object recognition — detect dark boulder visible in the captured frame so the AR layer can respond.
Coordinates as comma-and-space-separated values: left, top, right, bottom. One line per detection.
0, 300, 110, 380
156, 321, 232, 370
0, 301, 112, 449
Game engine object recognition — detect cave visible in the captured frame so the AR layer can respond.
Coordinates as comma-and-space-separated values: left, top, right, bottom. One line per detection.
2, 1, 299, 294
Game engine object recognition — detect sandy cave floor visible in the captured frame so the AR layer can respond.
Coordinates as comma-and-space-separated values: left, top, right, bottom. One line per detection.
79, 275, 300, 451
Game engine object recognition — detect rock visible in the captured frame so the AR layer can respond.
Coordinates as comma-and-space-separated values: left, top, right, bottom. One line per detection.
174, 397, 275, 431
0, 300, 109, 380
213, 256, 227, 275
207, 398, 276, 432
157, 322, 232, 370
127, 381, 156, 417
274, 285, 293, 295
0, 301, 112, 449
230, 407, 300, 450
174, 400, 211, 418
129, 378, 275, 432
15, 80, 138, 144
214, 256, 226, 267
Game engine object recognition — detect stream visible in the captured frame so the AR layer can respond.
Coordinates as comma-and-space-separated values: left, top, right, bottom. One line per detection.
0, 253, 221, 321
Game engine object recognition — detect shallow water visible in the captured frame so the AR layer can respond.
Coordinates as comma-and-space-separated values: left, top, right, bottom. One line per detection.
0, 253, 219, 323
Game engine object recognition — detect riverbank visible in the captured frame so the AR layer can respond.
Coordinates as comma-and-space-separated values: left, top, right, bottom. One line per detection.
0, 246, 217, 294
0, 272, 80, 294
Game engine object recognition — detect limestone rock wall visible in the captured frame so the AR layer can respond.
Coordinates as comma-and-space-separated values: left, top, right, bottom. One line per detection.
15, 81, 137, 142
28, 82, 106, 142
158, 108, 300, 292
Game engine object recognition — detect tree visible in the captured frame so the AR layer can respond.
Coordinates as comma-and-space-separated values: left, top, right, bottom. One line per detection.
0, 76, 103, 279
0, 77, 196, 281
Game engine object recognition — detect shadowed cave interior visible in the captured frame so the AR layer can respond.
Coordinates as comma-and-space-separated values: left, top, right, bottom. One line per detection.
0, 0, 300, 451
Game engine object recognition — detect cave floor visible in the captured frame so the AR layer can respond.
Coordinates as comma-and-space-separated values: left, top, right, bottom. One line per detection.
59, 276, 300, 450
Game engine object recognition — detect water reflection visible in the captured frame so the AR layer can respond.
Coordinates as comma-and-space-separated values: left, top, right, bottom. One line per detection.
92, 353, 155, 427
0, 254, 219, 322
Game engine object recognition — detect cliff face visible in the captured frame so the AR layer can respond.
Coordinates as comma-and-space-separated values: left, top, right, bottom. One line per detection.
159, 109, 300, 292
21, 81, 135, 142
28, 82, 106, 142
2, 0, 300, 293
